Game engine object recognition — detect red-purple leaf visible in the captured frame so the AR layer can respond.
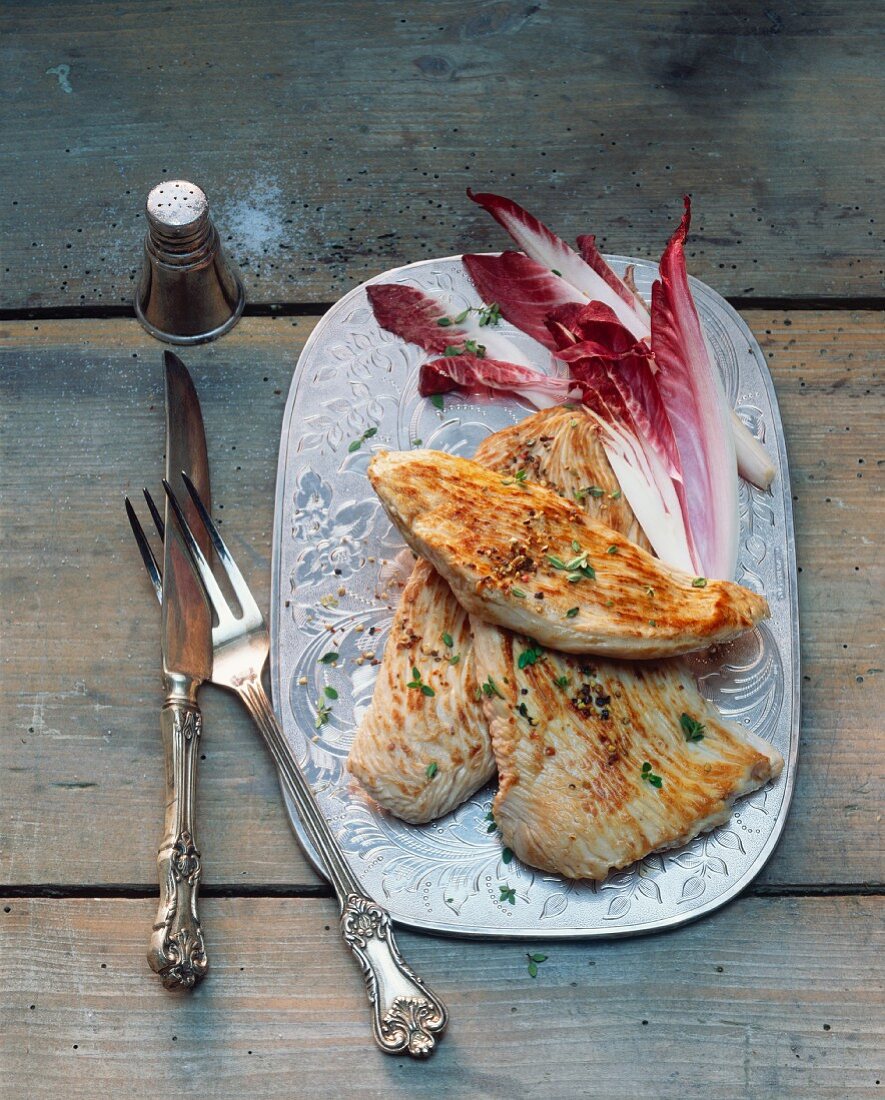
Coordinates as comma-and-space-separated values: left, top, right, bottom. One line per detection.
468, 189, 649, 335
576, 233, 651, 326
462, 251, 581, 351
651, 197, 739, 579
367, 283, 466, 355
419, 354, 577, 409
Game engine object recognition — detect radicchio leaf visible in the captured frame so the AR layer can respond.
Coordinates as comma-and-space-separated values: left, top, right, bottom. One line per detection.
419, 354, 578, 409
366, 283, 467, 354
651, 196, 739, 579
467, 189, 647, 335
462, 251, 582, 351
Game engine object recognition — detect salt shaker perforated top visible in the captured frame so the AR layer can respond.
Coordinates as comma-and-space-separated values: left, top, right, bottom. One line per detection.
135, 180, 245, 345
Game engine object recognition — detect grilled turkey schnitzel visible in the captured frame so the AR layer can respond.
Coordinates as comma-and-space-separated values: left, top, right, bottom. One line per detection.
368, 450, 768, 659
472, 618, 784, 879
349, 406, 649, 822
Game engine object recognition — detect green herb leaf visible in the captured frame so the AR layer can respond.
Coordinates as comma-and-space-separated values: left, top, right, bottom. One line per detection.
453, 308, 470, 324
477, 302, 502, 327
481, 676, 506, 699
565, 607, 579, 618
554, 675, 569, 688
315, 699, 332, 728
680, 712, 706, 742
529, 952, 548, 963
363, 427, 377, 440
571, 539, 581, 552
551, 268, 563, 277
429, 394, 445, 411
411, 438, 423, 447
547, 554, 567, 570
436, 316, 453, 327
512, 588, 526, 598
449, 653, 461, 666
442, 632, 454, 648
425, 761, 439, 779
502, 847, 514, 865
323, 685, 338, 700
412, 667, 420, 680
514, 468, 528, 484
587, 485, 605, 498
516, 702, 535, 725
606, 545, 619, 555
528, 961, 538, 978
487, 822, 498, 834
692, 576, 708, 588
641, 762, 663, 788
347, 439, 362, 453
609, 489, 622, 500
518, 646, 544, 670
319, 652, 339, 664
499, 884, 517, 905
421, 683, 436, 697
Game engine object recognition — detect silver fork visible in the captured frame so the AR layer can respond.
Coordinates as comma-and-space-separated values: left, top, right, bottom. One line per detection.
125, 477, 448, 1057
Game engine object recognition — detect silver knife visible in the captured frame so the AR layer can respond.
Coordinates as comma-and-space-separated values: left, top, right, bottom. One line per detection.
147, 350, 212, 990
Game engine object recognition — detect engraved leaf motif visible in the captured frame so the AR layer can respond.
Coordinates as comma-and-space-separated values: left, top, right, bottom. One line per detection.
605, 895, 631, 920
539, 893, 569, 921
705, 857, 728, 877
713, 829, 746, 855
637, 877, 662, 903
679, 876, 706, 903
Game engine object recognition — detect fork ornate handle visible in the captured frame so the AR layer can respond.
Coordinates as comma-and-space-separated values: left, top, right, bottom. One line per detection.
147, 681, 208, 991
236, 675, 448, 1056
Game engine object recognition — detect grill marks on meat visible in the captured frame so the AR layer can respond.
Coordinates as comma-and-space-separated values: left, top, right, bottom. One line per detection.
472, 618, 784, 880
347, 559, 492, 824
368, 449, 769, 659
349, 406, 650, 821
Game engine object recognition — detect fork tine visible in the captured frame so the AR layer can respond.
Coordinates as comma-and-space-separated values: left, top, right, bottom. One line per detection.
142, 487, 165, 540
125, 497, 163, 605
162, 478, 235, 623
180, 471, 262, 620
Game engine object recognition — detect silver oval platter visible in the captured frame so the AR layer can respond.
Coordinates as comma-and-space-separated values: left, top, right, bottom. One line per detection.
270, 254, 799, 939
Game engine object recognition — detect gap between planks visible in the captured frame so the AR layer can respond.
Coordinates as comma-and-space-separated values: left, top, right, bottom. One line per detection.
0, 296, 884, 324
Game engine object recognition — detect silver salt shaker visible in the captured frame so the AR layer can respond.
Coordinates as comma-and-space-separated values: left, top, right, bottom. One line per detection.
135, 180, 244, 344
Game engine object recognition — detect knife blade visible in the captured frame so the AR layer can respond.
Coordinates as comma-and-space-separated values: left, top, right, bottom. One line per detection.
147, 350, 212, 991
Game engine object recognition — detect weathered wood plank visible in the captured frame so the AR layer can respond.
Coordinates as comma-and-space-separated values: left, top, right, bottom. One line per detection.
1, 895, 882, 1099
0, 313, 882, 889
1, 0, 882, 309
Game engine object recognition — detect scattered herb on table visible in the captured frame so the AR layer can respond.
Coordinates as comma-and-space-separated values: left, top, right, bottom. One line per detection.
526, 952, 548, 978
315, 699, 332, 728
411, 438, 423, 447
641, 762, 663, 788
485, 810, 498, 834
319, 652, 339, 665
323, 685, 338, 700
429, 394, 445, 411
499, 884, 517, 905
502, 847, 514, 865
680, 713, 706, 742
478, 301, 502, 326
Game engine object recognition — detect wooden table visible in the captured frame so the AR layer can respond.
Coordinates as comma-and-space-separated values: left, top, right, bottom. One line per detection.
1, 4, 882, 1096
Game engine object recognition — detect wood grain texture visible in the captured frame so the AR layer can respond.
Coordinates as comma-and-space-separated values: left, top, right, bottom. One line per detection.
1, 895, 883, 1099
1, 313, 882, 889
1, 0, 883, 310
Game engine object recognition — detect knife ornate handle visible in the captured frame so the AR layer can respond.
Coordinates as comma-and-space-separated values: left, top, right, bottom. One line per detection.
236, 675, 448, 1056
147, 679, 208, 991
